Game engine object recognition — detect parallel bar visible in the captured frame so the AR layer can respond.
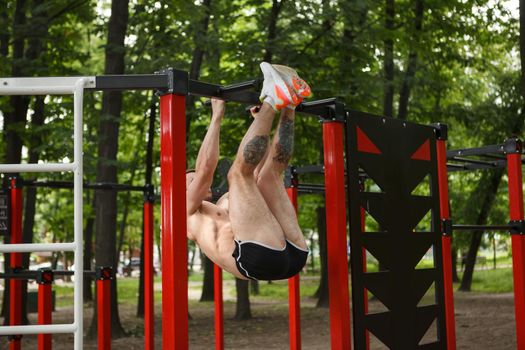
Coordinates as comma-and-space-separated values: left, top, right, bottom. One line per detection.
22, 180, 146, 192
446, 144, 504, 158
286, 185, 301, 350
294, 165, 324, 174
0, 163, 76, 173
9, 179, 23, 350
72, 78, 86, 350
214, 264, 224, 350
0, 76, 95, 89
0, 270, 96, 279
0, 242, 76, 253
323, 121, 351, 350
450, 156, 501, 167
144, 201, 154, 350
0, 86, 77, 95
436, 139, 457, 350
507, 150, 525, 349
38, 283, 53, 350
0, 324, 76, 336
219, 79, 260, 93
452, 224, 514, 231
160, 93, 189, 350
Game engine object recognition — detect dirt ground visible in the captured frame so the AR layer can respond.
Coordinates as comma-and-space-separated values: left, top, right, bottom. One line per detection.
4, 290, 517, 349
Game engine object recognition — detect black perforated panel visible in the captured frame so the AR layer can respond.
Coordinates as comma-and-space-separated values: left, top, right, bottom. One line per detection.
345, 111, 447, 349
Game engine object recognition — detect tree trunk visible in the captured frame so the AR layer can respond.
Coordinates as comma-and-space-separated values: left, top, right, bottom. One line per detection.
382, 0, 395, 118
200, 255, 215, 301
234, 278, 251, 320
263, 0, 286, 63
83, 195, 96, 302
315, 206, 329, 308
397, 0, 423, 120
88, 0, 129, 339
137, 94, 156, 317
451, 245, 459, 283
185, 0, 212, 144
250, 280, 260, 295
459, 169, 505, 291
0, 1, 8, 57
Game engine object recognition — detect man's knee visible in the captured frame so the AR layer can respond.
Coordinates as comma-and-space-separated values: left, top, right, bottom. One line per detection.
228, 164, 253, 183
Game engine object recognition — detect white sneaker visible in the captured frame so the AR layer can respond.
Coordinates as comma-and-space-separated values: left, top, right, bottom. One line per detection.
272, 64, 312, 100
259, 62, 294, 111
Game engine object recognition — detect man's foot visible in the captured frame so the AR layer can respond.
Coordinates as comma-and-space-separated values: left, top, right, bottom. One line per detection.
259, 62, 298, 111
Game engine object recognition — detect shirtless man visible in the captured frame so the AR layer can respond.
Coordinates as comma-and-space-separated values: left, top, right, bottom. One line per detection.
186, 63, 311, 280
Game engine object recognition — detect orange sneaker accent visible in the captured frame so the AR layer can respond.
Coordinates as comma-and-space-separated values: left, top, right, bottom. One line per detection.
287, 84, 302, 105
274, 84, 291, 110
292, 77, 311, 98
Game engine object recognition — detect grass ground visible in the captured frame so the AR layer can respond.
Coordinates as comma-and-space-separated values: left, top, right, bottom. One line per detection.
45, 266, 514, 308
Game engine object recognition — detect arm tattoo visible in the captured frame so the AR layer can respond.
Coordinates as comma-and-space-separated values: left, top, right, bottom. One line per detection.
273, 117, 294, 164
243, 135, 269, 165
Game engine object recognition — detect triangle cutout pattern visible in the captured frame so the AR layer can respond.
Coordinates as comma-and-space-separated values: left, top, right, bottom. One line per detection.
411, 139, 431, 161
411, 174, 431, 197
357, 126, 382, 154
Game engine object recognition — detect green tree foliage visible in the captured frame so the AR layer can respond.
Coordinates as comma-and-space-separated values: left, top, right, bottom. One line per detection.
0, 0, 522, 328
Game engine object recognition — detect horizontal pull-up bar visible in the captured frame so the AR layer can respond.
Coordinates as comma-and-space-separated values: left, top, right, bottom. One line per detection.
451, 221, 524, 234
0, 269, 98, 280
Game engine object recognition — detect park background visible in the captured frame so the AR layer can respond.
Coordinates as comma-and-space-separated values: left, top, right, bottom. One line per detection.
0, 0, 524, 348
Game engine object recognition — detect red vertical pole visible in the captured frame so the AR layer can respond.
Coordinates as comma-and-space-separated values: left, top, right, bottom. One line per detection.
37, 270, 53, 350
436, 138, 457, 350
9, 177, 23, 350
97, 267, 112, 350
160, 89, 188, 350
506, 139, 525, 350
214, 264, 224, 350
144, 199, 154, 350
286, 183, 301, 350
322, 122, 351, 350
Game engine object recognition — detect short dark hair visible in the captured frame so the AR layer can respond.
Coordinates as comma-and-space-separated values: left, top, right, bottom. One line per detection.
186, 169, 195, 174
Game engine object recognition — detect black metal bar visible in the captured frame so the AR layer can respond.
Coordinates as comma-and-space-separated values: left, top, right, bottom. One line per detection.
450, 157, 502, 167
219, 79, 261, 94
93, 74, 168, 91
294, 165, 325, 174
452, 224, 514, 231
446, 144, 505, 158
0, 269, 98, 280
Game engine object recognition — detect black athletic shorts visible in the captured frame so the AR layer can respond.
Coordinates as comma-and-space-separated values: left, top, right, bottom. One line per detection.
232, 239, 309, 280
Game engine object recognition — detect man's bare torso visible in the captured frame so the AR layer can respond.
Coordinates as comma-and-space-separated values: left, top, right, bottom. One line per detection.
187, 194, 246, 279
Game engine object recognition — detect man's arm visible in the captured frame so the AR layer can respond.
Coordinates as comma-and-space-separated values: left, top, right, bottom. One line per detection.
187, 99, 225, 214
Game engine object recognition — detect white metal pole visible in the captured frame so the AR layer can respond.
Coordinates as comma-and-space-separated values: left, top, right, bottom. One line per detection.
73, 78, 86, 350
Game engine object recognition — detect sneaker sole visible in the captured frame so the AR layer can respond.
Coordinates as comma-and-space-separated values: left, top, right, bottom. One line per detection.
260, 62, 294, 109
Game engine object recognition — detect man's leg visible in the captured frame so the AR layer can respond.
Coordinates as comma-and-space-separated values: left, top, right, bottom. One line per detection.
256, 108, 307, 250
227, 102, 286, 249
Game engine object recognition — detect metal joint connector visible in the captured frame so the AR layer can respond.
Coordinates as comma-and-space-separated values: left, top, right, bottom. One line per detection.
431, 123, 448, 141
503, 138, 523, 155
441, 218, 453, 236
96, 266, 113, 281
36, 268, 54, 285
510, 220, 525, 235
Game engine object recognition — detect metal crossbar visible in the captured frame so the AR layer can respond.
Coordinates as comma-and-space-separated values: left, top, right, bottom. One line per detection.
0, 77, 86, 350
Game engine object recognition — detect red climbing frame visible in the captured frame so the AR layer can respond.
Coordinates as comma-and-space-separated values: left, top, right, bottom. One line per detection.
286, 185, 301, 350
144, 200, 154, 350
436, 139, 457, 350
507, 145, 525, 350
214, 264, 224, 350
160, 93, 188, 350
322, 121, 351, 350
9, 178, 22, 350
97, 268, 112, 350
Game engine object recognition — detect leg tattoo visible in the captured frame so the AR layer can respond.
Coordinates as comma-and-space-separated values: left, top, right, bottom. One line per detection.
273, 116, 294, 164
243, 135, 269, 165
